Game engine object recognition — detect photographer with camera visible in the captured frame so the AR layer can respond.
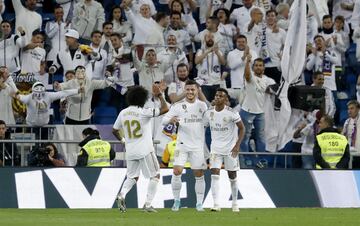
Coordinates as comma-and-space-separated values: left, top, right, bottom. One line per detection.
28, 143, 65, 167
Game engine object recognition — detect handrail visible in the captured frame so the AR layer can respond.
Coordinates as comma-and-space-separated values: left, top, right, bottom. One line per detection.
0, 140, 161, 144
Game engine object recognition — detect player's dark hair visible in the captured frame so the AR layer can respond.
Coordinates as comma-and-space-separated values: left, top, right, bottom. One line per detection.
126, 86, 149, 108
0, 120, 6, 126
216, 87, 230, 100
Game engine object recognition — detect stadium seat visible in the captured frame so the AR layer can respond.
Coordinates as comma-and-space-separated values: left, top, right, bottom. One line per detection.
339, 109, 349, 125
93, 106, 118, 124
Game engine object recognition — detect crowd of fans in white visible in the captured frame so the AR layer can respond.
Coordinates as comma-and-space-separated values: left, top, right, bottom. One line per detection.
0, 0, 360, 168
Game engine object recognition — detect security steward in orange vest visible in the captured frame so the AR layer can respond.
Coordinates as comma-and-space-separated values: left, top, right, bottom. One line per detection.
313, 115, 350, 169
76, 128, 115, 166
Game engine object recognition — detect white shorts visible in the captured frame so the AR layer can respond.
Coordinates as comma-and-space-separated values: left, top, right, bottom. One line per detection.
210, 153, 240, 171
126, 152, 160, 179
173, 149, 207, 170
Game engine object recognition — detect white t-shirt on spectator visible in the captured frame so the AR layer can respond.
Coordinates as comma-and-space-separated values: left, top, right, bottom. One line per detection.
21, 47, 46, 73
12, 0, 42, 43
168, 80, 185, 97
34, 72, 49, 86
230, 5, 255, 34
227, 48, 258, 88
265, 27, 286, 68
218, 23, 237, 54
332, 0, 354, 23
131, 0, 157, 16
242, 72, 276, 114
196, 49, 223, 86
244, 22, 263, 56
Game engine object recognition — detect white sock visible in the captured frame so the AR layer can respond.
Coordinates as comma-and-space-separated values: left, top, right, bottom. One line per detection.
230, 178, 238, 205
195, 176, 205, 205
171, 174, 182, 201
119, 177, 136, 198
211, 175, 220, 207
145, 177, 159, 207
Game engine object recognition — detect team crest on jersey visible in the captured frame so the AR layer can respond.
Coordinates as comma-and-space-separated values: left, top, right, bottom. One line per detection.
182, 104, 188, 112
199, 108, 203, 114
223, 117, 230, 122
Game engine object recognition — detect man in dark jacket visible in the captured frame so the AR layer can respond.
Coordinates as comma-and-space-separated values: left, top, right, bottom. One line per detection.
76, 127, 115, 166
0, 120, 20, 166
313, 115, 350, 169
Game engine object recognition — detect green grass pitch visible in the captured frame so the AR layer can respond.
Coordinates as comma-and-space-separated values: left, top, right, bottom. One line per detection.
1, 208, 359, 226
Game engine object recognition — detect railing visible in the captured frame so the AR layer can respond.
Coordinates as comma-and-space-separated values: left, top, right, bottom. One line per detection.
0, 139, 160, 167
1, 139, 358, 169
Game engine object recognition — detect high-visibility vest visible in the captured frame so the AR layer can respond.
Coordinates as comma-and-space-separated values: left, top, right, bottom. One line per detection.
83, 139, 111, 167
315, 132, 348, 169
167, 140, 191, 168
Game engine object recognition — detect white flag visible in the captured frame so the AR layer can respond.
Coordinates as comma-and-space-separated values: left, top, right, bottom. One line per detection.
265, 0, 307, 152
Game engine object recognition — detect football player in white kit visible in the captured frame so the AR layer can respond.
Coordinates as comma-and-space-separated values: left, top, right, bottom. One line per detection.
204, 88, 245, 212
112, 84, 168, 213
162, 80, 208, 212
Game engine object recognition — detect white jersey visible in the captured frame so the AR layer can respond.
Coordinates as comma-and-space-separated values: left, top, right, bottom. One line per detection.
113, 106, 160, 160
204, 106, 241, 155
162, 99, 208, 152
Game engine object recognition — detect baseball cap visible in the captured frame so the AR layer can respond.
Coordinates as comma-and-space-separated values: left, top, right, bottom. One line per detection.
65, 29, 79, 39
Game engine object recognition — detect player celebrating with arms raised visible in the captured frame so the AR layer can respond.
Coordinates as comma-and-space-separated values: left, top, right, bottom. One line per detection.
204, 88, 245, 212
112, 84, 168, 213
162, 80, 208, 212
